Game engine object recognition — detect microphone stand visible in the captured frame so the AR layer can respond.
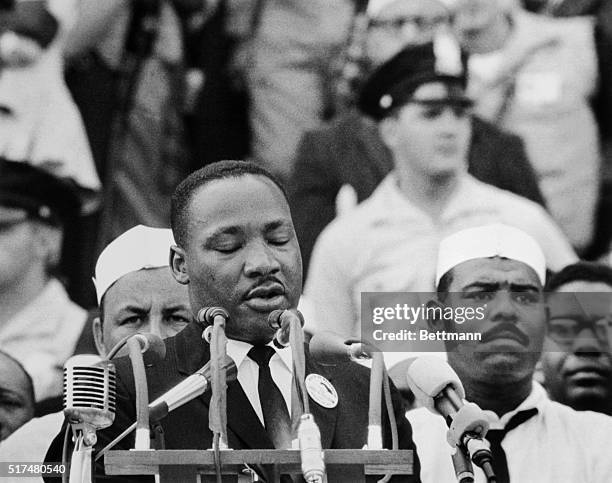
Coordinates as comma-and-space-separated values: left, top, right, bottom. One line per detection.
198, 307, 230, 450
126, 335, 150, 450
367, 351, 384, 450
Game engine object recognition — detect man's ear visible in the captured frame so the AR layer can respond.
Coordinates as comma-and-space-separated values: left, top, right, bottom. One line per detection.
92, 316, 106, 357
170, 245, 189, 285
378, 116, 398, 149
425, 299, 446, 332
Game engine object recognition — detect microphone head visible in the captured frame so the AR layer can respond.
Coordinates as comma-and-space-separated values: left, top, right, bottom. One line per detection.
268, 309, 285, 329
63, 354, 116, 429
197, 307, 229, 325
309, 331, 353, 364
268, 309, 305, 330
405, 356, 465, 413
132, 333, 166, 365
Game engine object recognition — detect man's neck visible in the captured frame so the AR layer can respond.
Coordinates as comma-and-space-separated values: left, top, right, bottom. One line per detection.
463, 13, 513, 55
396, 167, 460, 220
463, 375, 533, 418
0, 272, 49, 325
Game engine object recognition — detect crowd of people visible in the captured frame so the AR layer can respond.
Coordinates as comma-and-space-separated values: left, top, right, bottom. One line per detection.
2, 0, 612, 481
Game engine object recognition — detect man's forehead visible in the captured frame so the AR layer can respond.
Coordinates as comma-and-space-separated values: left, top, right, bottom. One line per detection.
0, 354, 28, 392
451, 257, 542, 288
549, 292, 612, 319
188, 176, 292, 231
104, 268, 187, 309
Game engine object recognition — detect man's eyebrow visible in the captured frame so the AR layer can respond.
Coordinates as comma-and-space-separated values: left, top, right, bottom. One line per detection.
509, 283, 540, 292
115, 306, 148, 315
162, 305, 191, 313
461, 282, 499, 291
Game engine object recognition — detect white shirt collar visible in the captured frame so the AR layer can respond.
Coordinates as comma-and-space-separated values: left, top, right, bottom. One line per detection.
485, 381, 548, 429
226, 338, 293, 372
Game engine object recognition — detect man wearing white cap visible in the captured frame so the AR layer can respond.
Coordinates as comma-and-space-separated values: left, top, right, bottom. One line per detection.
1, 225, 191, 477
91, 224, 191, 353
406, 223, 612, 483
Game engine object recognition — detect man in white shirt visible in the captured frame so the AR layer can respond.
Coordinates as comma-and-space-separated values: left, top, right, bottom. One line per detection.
304, 40, 576, 339
406, 224, 612, 482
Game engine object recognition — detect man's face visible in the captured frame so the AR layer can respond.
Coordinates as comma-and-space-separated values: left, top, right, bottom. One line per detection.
440, 257, 546, 385
366, 0, 450, 67
452, 0, 504, 46
542, 282, 612, 414
94, 267, 191, 356
171, 175, 302, 345
0, 353, 33, 441
381, 82, 472, 180
0, 207, 38, 291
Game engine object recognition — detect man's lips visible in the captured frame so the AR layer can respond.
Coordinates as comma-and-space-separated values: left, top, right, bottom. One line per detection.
565, 364, 611, 383
244, 282, 285, 300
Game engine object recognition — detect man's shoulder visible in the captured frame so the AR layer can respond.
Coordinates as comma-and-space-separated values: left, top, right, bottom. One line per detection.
543, 399, 612, 429
466, 177, 546, 215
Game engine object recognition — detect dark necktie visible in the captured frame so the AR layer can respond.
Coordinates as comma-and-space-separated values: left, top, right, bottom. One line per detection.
248, 345, 292, 449
485, 408, 538, 483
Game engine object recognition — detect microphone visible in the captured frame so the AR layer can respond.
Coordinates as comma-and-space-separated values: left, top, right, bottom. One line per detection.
309, 331, 375, 363
125, 333, 165, 450
130, 333, 166, 365
297, 413, 325, 483
268, 309, 304, 347
197, 306, 229, 325
148, 356, 238, 421
406, 356, 495, 482
63, 355, 116, 447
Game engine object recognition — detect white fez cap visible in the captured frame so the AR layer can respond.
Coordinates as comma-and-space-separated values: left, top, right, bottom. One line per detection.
93, 225, 175, 304
435, 223, 546, 286
368, 0, 454, 16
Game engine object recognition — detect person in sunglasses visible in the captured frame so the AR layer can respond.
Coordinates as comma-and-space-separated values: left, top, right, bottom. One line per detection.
542, 262, 612, 415
303, 40, 576, 340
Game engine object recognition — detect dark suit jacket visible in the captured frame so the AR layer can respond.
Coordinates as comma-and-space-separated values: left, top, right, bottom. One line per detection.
288, 111, 545, 280
46, 322, 421, 482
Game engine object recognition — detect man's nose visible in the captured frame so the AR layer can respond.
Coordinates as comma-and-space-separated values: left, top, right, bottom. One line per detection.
146, 315, 164, 339
244, 240, 281, 277
488, 292, 519, 322
572, 328, 605, 356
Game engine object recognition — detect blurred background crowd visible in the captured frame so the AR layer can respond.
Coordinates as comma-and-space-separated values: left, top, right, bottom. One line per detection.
3, 0, 612, 459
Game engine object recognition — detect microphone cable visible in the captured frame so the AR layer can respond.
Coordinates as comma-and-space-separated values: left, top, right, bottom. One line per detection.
377, 364, 398, 483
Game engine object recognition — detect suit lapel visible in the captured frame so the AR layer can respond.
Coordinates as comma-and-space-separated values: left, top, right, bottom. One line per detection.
303, 353, 338, 449
226, 379, 274, 449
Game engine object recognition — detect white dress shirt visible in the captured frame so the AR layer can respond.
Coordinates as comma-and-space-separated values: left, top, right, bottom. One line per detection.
305, 172, 577, 339
226, 339, 293, 425
406, 382, 612, 483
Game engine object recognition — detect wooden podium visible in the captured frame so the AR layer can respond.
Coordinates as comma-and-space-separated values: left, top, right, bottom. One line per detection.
105, 449, 414, 482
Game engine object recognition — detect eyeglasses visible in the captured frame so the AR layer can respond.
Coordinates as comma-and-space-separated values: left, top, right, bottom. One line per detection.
548, 316, 611, 349
369, 15, 450, 32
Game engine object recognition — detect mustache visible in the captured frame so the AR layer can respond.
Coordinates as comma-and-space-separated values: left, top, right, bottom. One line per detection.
481, 322, 530, 347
